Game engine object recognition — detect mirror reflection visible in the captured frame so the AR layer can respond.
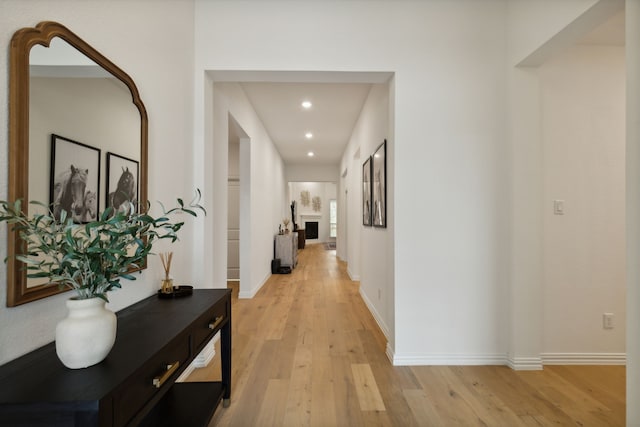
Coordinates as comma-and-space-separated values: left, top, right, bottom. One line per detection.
26, 37, 141, 289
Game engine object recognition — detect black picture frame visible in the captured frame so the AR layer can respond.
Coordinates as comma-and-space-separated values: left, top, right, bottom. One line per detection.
106, 152, 139, 214
363, 156, 372, 226
372, 139, 387, 228
50, 134, 101, 223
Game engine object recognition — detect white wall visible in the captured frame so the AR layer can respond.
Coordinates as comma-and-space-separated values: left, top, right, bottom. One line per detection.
212, 83, 286, 298
340, 83, 393, 340
626, 0, 640, 423
390, 3, 509, 363
286, 164, 339, 183
539, 45, 626, 360
0, 0, 196, 365
228, 133, 240, 178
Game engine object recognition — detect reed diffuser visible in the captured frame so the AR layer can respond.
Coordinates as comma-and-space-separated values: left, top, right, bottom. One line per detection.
160, 252, 174, 294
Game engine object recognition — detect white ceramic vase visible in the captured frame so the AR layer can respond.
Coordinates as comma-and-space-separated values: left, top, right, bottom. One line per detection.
55, 297, 117, 369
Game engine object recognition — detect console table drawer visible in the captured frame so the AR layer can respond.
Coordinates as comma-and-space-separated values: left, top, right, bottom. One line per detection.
192, 298, 228, 351
113, 334, 190, 426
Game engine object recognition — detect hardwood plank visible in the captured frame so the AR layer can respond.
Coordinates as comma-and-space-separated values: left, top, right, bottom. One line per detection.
255, 379, 289, 426
226, 339, 280, 426
282, 346, 312, 426
497, 368, 578, 425
517, 366, 622, 427
403, 389, 445, 427
310, 380, 337, 427
359, 334, 419, 426
351, 363, 386, 412
445, 365, 525, 426
261, 295, 295, 340
330, 355, 367, 427
412, 366, 486, 425
547, 365, 626, 413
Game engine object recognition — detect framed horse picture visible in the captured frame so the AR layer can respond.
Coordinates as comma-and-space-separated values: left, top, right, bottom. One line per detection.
50, 134, 101, 223
362, 156, 372, 226
372, 139, 387, 228
106, 152, 139, 214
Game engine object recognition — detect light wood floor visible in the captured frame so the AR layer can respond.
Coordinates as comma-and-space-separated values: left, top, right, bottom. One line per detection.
186, 243, 625, 426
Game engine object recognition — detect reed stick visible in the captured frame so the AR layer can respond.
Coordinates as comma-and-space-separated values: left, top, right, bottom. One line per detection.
160, 252, 173, 280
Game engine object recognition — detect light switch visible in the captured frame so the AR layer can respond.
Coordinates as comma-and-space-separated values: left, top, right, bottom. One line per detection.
553, 200, 564, 215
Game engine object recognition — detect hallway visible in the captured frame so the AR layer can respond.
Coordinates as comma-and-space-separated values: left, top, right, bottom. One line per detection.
188, 243, 625, 426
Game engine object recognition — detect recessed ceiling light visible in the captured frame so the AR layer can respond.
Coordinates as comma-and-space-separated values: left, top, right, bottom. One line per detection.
301, 100, 312, 109
305, 132, 313, 139
307, 151, 314, 157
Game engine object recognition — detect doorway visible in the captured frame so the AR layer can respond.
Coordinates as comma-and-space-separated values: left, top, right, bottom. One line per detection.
227, 114, 251, 297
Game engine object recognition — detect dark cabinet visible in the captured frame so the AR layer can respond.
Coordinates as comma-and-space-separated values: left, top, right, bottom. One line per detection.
297, 229, 306, 249
0, 289, 231, 426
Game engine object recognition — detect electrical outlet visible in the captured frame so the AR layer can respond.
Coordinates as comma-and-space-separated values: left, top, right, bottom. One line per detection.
603, 313, 614, 329
378, 289, 381, 300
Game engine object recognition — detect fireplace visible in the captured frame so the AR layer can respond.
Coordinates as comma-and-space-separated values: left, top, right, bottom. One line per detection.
305, 221, 319, 239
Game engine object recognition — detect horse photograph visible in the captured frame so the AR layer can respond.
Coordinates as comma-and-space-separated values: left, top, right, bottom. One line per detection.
106, 152, 138, 215
50, 135, 101, 223
363, 156, 372, 226
372, 140, 387, 228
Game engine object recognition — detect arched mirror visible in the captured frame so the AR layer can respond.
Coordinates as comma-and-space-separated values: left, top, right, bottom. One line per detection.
7, 22, 148, 306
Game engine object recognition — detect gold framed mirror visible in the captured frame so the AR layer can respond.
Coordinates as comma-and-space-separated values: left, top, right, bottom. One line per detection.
7, 21, 148, 306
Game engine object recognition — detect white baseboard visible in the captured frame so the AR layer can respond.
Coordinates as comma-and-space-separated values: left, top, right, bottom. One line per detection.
176, 364, 195, 383
385, 342, 395, 364
541, 352, 626, 365
392, 352, 509, 366
388, 353, 623, 368
238, 271, 270, 299
176, 333, 220, 382
347, 267, 359, 281
193, 333, 219, 367
358, 287, 390, 340
507, 356, 544, 370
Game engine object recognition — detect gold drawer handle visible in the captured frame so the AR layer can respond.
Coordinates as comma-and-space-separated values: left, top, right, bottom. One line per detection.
152, 361, 180, 388
208, 315, 224, 331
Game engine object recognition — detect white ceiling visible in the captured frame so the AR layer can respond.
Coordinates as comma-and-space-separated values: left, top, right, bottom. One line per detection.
240, 82, 373, 166
209, 70, 392, 167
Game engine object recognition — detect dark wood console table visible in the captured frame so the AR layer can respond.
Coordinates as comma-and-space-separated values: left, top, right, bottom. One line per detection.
0, 289, 231, 426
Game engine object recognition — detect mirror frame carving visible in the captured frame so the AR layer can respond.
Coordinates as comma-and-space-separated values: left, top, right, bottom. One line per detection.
7, 21, 148, 306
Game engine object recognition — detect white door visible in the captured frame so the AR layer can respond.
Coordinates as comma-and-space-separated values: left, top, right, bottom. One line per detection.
227, 180, 240, 280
